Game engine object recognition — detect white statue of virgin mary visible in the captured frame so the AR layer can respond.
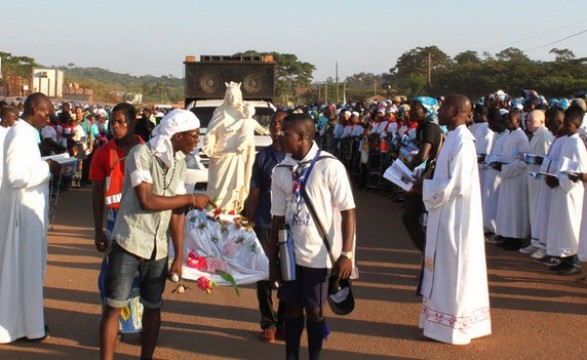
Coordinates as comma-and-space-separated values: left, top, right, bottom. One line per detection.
202, 82, 256, 213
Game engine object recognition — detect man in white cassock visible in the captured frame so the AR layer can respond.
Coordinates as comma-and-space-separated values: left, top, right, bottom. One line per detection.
494, 110, 530, 250
0, 106, 19, 191
0, 93, 61, 343
544, 105, 587, 275
480, 110, 508, 235
468, 104, 494, 224
469, 104, 495, 159
528, 110, 565, 260
416, 94, 491, 345
519, 110, 552, 254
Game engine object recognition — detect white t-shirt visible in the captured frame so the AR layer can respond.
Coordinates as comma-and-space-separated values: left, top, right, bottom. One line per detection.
271, 142, 356, 268
41, 125, 59, 143
73, 124, 86, 144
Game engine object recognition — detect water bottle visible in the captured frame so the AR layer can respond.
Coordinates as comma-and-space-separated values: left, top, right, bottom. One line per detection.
278, 223, 296, 281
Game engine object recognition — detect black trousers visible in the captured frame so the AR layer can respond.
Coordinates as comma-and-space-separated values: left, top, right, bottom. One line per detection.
254, 227, 285, 330
402, 193, 426, 253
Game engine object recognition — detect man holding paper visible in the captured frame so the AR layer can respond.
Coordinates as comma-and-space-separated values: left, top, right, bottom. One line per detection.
401, 99, 442, 253
544, 105, 587, 275
415, 94, 491, 344
494, 110, 530, 250
519, 110, 553, 255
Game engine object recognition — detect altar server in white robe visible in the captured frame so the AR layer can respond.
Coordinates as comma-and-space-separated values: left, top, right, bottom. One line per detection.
494, 110, 530, 250
519, 110, 553, 254
0, 93, 61, 343
469, 104, 495, 158
544, 105, 587, 275
0, 106, 19, 191
469, 104, 495, 212
528, 109, 565, 260
417, 94, 491, 345
481, 110, 508, 235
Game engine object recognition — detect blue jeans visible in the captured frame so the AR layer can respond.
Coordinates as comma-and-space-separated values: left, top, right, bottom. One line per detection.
105, 241, 168, 309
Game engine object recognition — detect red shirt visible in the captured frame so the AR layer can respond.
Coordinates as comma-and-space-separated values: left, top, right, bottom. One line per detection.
89, 136, 144, 182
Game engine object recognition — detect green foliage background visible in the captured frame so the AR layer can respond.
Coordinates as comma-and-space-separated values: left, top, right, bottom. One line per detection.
2, 47, 586, 105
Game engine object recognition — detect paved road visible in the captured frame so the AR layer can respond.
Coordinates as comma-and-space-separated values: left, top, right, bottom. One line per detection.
2, 186, 586, 359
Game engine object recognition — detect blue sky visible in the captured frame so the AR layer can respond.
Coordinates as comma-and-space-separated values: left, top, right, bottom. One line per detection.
2, 0, 586, 81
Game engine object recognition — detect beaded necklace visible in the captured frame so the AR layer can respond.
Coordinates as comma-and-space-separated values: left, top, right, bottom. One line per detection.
162, 158, 177, 191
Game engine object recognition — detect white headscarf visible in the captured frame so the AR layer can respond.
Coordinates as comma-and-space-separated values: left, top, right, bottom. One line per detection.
149, 109, 200, 167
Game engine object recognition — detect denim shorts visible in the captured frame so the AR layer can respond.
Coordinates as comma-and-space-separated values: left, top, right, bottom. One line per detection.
278, 266, 329, 309
105, 241, 168, 309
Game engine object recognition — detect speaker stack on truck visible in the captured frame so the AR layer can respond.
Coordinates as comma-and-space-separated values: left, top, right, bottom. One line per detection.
184, 55, 276, 102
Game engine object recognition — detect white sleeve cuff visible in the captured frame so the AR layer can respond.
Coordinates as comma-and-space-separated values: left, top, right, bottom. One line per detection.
130, 169, 153, 187
175, 181, 187, 195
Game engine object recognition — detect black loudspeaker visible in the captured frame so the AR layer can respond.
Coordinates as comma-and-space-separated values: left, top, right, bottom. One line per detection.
185, 62, 275, 101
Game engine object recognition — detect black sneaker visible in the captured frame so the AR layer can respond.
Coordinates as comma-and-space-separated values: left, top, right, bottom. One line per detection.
548, 261, 571, 271
558, 266, 581, 276
503, 239, 523, 251
494, 236, 507, 247
539, 256, 562, 267
550, 262, 570, 271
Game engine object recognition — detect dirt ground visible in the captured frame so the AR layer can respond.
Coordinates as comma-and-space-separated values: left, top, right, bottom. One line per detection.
1, 187, 586, 359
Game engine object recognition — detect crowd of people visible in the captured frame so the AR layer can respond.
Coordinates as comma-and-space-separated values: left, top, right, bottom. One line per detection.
0, 91, 357, 360
1, 88, 587, 356
296, 90, 587, 280
289, 90, 587, 344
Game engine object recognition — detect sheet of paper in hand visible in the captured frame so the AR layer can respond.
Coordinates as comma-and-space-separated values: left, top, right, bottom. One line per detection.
383, 159, 416, 191
484, 154, 509, 167
559, 157, 580, 176
521, 152, 543, 165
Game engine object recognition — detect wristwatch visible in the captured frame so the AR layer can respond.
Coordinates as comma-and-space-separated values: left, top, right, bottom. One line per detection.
340, 251, 353, 260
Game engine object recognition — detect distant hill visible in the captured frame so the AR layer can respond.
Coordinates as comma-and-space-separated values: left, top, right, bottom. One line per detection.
54, 65, 184, 104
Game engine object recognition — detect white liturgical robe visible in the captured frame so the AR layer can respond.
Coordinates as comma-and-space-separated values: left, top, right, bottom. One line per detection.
531, 136, 566, 248
546, 133, 587, 257
420, 125, 491, 345
0, 119, 51, 343
496, 128, 530, 238
481, 130, 507, 233
527, 126, 553, 230
469, 121, 495, 156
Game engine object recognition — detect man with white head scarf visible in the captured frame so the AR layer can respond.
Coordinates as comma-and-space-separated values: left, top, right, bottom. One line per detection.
100, 109, 209, 360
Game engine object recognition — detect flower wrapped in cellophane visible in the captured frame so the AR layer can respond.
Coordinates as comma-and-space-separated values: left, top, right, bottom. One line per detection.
180, 209, 269, 294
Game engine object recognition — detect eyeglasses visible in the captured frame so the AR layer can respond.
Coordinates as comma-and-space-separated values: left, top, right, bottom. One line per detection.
182, 131, 199, 141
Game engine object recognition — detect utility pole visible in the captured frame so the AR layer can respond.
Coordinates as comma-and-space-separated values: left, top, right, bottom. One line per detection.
428, 52, 432, 88
318, 83, 321, 103
335, 62, 339, 104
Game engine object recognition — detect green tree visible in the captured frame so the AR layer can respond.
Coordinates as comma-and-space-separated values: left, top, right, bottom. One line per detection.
389, 46, 451, 98
0, 52, 36, 79
495, 47, 530, 62
233, 50, 316, 101
454, 51, 481, 65
549, 48, 575, 62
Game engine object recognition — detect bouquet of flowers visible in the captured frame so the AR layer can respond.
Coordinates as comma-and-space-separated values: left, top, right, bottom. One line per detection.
179, 208, 269, 294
